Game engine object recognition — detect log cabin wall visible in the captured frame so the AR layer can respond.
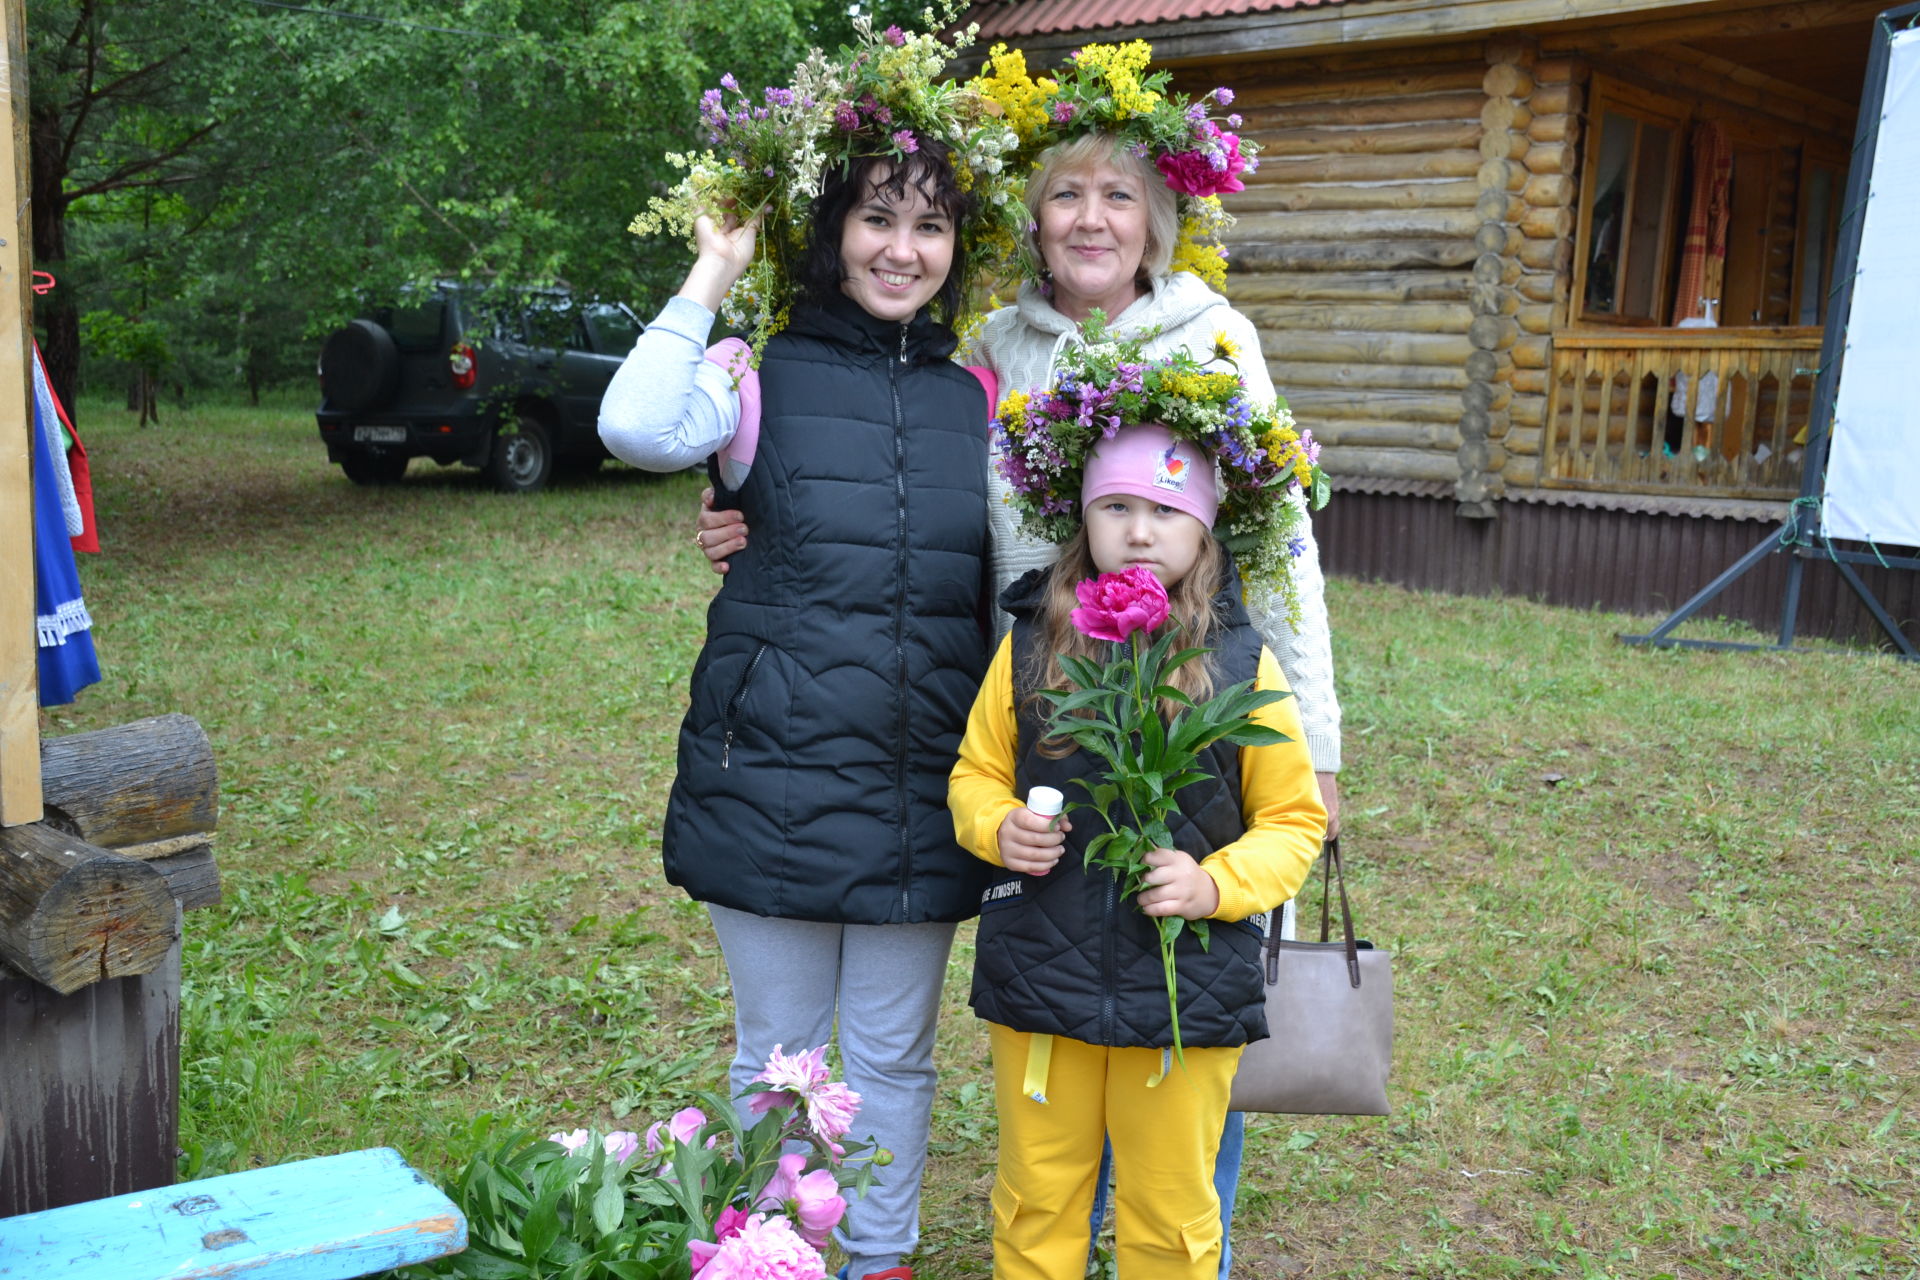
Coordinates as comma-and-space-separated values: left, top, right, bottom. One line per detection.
1187, 43, 1489, 499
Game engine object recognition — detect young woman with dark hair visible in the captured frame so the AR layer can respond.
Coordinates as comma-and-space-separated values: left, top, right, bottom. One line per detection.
596, 142, 990, 1280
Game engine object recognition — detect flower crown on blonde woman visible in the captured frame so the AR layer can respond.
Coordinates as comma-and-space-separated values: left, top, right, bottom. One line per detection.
629, 5, 1029, 358
992, 315, 1328, 617
969, 39, 1258, 292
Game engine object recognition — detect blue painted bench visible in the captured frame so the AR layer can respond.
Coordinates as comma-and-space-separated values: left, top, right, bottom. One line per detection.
0, 1147, 466, 1280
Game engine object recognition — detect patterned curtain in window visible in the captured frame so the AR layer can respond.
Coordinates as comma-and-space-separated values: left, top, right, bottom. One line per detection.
1670, 121, 1733, 325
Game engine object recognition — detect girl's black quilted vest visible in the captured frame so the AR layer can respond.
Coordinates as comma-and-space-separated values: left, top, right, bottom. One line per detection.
662, 295, 991, 924
969, 566, 1272, 1048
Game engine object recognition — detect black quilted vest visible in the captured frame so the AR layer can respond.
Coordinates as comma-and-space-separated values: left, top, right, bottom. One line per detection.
969, 566, 1271, 1047
661, 295, 991, 923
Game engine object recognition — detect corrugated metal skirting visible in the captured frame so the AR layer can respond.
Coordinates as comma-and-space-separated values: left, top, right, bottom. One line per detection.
1320, 492, 1920, 649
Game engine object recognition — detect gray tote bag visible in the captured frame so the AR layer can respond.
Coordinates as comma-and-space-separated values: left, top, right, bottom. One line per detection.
1229, 838, 1394, 1115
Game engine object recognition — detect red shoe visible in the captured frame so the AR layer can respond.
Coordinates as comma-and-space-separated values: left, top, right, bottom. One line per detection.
860, 1270, 913, 1280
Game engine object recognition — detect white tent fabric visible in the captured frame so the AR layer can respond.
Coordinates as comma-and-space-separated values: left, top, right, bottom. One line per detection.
1824, 27, 1920, 550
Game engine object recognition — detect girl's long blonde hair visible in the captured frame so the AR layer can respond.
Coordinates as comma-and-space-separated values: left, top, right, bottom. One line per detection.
1022, 528, 1229, 758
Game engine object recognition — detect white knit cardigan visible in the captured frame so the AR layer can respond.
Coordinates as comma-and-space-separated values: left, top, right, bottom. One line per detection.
964, 273, 1342, 773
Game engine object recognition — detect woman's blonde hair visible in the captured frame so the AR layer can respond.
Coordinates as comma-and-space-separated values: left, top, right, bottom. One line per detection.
1022, 132, 1179, 286
1022, 528, 1228, 758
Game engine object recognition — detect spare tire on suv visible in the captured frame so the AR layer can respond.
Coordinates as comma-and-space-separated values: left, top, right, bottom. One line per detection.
313, 283, 643, 494
319, 319, 400, 412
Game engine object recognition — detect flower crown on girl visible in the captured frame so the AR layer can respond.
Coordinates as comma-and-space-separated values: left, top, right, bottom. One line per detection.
629, 6, 1028, 357
991, 316, 1328, 617
969, 39, 1258, 291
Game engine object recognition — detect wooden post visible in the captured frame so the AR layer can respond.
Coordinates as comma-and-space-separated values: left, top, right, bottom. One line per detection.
0, 0, 40, 826
0, 916, 182, 1216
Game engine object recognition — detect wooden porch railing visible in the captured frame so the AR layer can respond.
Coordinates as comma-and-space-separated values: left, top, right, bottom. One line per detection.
1543, 327, 1824, 500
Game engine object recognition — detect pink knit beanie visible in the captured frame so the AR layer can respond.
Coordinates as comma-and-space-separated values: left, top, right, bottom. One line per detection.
1079, 425, 1219, 529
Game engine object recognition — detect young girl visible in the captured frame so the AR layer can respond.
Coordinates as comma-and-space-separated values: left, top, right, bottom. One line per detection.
948, 418, 1328, 1280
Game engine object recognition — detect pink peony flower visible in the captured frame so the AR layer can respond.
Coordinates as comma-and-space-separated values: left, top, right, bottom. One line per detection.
689, 1205, 753, 1276
756, 1153, 848, 1248
548, 1128, 591, 1155
1070, 566, 1170, 643
751, 1045, 830, 1099
802, 1081, 860, 1149
696, 1213, 826, 1280
1156, 128, 1249, 197
645, 1106, 712, 1158
603, 1130, 640, 1164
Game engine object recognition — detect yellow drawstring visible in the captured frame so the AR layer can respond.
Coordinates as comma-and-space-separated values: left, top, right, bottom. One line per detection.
1023, 1034, 1054, 1104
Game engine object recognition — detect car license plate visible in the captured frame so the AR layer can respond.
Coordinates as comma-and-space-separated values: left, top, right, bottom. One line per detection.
353, 426, 407, 443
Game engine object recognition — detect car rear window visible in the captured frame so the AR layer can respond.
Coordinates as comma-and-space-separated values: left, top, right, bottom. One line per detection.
586, 304, 641, 354
379, 300, 447, 351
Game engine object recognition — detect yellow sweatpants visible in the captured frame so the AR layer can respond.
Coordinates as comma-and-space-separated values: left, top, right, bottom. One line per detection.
987, 1023, 1243, 1280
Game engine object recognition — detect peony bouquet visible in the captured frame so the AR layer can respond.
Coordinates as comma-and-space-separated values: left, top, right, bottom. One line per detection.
401, 1045, 880, 1280
1041, 566, 1294, 1072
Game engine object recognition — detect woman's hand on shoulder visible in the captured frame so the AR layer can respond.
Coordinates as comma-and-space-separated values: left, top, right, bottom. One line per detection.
997, 806, 1070, 876
695, 487, 749, 575
1137, 846, 1220, 920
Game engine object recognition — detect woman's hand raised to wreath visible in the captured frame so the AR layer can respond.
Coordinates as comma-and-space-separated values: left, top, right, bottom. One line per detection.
695, 488, 750, 575
677, 212, 760, 314
1137, 847, 1220, 921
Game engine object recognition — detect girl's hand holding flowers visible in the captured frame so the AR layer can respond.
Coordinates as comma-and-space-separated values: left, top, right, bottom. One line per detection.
1135, 846, 1219, 920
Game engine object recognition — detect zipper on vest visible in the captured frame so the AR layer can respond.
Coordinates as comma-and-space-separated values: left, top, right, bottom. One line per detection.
890, 345, 912, 918
1100, 872, 1119, 1044
721, 642, 769, 769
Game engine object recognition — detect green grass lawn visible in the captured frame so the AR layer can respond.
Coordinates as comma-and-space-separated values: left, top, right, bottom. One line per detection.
45, 395, 1919, 1278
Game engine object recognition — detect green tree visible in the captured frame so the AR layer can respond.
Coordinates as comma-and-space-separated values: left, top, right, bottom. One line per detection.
37, 1, 863, 409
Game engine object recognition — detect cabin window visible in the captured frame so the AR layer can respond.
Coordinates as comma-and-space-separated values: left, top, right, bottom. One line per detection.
1792, 141, 1849, 326
1574, 79, 1687, 325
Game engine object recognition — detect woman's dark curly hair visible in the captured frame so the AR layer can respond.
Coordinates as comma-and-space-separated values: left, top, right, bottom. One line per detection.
796, 137, 978, 324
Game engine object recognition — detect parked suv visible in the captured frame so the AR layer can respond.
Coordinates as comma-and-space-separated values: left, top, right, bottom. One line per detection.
316, 283, 642, 492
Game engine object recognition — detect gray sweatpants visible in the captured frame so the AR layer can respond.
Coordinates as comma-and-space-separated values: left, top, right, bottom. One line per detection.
707, 904, 958, 1276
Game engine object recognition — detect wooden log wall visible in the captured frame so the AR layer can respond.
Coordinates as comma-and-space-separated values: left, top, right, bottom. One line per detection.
1216, 45, 1492, 489
1502, 53, 1587, 491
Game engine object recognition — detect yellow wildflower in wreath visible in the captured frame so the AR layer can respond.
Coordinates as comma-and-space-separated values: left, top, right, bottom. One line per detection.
967, 42, 1257, 293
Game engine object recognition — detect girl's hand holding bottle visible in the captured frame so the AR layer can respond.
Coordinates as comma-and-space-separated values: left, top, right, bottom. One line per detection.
998, 787, 1071, 876
1135, 846, 1220, 920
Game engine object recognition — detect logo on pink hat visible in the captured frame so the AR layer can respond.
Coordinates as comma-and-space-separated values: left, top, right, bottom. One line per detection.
1153, 442, 1189, 494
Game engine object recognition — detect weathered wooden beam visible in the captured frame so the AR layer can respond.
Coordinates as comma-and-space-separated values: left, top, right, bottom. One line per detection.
1233, 207, 1484, 242
1312, 420, 1465, 450
1261, 330, 1475, 367
1230, 239, 1479, 272
1318, 445, 1460, 483
1233, 66, 1487, 107
1286, 388, 1468, 424
1228, 270, 1473, 304
1242, 88, 1486, 128
148, 844, 221, 912
0, 0, 39, 826
1258, 149, 1483, 184
1237, 300, 1476, 334
0, 919, 181, 1215
0, 823, 177, 994
40, 714, 219, 855
1272, 360, 1470, 393
1539, 0, 1887, 56
1259, 120, 1483, 157
1229, 179, 1481, 213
